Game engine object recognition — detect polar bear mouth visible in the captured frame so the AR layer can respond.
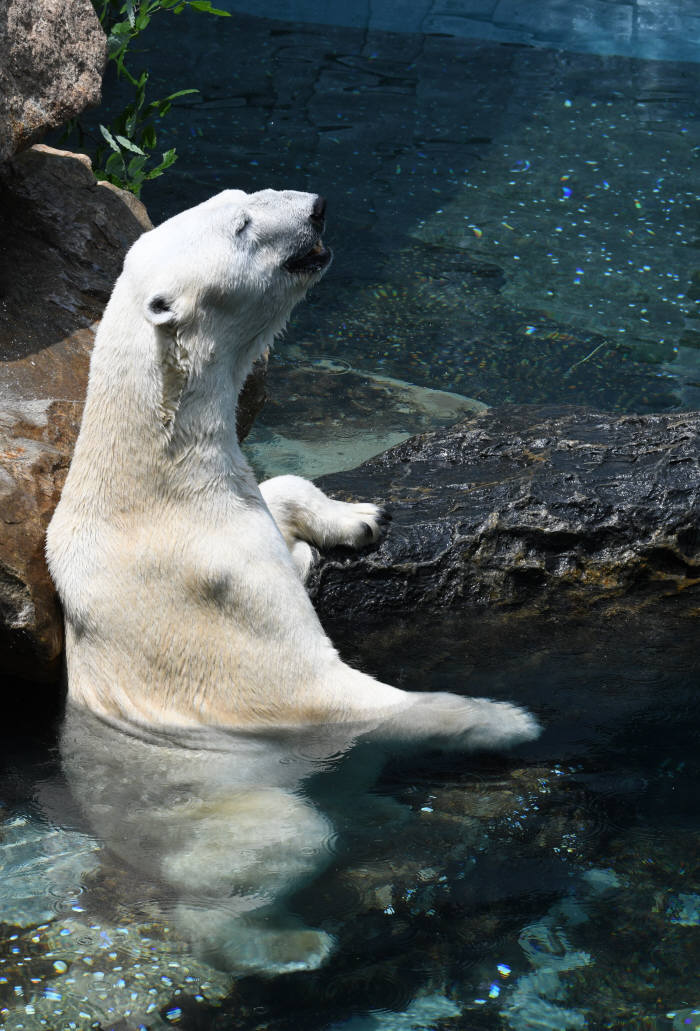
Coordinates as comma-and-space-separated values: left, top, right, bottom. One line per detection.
283, 240, 332, 275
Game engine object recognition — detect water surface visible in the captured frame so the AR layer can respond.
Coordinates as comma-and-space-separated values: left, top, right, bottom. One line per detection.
85, 0, 700, 431
1, 610, 698, 1029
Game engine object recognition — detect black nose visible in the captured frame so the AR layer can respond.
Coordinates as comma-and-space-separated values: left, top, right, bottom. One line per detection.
310, 195, 326, 227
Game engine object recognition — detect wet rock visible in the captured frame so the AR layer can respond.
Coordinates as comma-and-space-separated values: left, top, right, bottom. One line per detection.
0, 0, 106, 162
310, 404, 700, 619
0, 395, 84, 680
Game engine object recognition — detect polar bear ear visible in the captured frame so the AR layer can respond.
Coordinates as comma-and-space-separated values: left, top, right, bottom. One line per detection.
144, 292, 179, 327
232, 210, 250, 235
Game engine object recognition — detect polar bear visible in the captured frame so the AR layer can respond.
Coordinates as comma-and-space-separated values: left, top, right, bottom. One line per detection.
47, 189, 539, 974
46, 187, 537, 750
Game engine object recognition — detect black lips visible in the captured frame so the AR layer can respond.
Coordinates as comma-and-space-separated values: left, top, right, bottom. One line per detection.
283, 242, 333, 274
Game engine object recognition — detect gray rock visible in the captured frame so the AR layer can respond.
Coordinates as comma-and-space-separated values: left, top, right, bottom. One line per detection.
0, 145, 152, 368
310, 405, 700, 619
0, 0, 106, 162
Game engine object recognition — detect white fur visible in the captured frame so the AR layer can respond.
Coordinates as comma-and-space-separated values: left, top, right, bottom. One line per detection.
46, 188, 540, 975
46, 188, 538, 744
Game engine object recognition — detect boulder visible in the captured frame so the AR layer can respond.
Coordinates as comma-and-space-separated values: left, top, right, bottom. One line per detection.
0, 146, 267, 683
310, 405, 700, 621
0, 145, 152, 364
0, 146, 153, 681
0, 0, 106, 162
0, 397, 83, 681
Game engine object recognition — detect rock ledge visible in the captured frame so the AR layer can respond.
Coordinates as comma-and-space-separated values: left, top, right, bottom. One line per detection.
310, 405, 700, 619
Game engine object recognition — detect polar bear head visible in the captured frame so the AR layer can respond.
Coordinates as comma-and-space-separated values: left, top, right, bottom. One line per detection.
91, 188, 332, 436
125, 187, 331, 344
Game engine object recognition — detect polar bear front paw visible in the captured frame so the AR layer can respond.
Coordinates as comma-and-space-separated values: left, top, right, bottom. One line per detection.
259, 475, 391, 558
328, 500, 392, 549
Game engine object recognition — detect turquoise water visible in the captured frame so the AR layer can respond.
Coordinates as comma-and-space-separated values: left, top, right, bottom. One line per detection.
7, 4, 697, 1028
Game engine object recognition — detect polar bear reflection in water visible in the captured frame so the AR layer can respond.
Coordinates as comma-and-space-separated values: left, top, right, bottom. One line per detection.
48, 188, 539, 974
61, 707, 351, 974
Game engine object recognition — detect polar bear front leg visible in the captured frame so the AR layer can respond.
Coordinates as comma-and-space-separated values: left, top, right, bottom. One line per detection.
259, 474, 390, 580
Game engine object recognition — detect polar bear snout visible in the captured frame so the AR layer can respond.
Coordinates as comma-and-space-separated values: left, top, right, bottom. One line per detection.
309, 195, 327, 228
280, 193, 332, 276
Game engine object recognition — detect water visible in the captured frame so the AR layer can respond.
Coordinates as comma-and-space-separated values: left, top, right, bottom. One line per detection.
1, 610, 699, 1028
83, 0, 700, 447
9, 3, 698, 1027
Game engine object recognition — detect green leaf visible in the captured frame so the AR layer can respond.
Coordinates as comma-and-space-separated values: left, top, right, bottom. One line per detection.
164, 88, 198, 100
106, 31, 128, 58
160, 147, 178, 168
144, 147, 178, 179
141, 125, 157, 150
125, 0, 136, 27
188, 0, 231, 14
127, 154, 147, 178
105, 150, 127, 176
115, 134, 146, 155
134, 10, 151, 31
109, 19, 132, 36
99, 124, 121, 152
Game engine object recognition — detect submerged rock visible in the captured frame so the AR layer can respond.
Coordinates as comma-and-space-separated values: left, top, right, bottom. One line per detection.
310, 404, 700, 619
0, 812, 99, 927
244, 352, 487, 479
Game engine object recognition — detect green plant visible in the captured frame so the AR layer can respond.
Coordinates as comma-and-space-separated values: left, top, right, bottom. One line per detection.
72, 0, 230, 195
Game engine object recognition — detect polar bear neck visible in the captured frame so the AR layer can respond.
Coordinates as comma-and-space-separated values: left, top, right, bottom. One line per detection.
70, 276, 271, 513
